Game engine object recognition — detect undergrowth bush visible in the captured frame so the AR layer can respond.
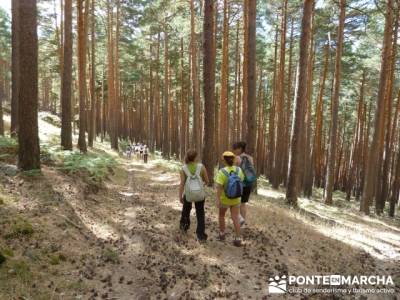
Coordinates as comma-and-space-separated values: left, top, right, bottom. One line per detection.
40, 112, 61, 128
0, 136, 18, 162
60, 151, 116, 184
119, 139, 130, 153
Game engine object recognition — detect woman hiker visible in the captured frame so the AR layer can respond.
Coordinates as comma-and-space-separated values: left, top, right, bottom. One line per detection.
233, 141, 256, 227
215, 151, 245, 247
179, 149, 210, 242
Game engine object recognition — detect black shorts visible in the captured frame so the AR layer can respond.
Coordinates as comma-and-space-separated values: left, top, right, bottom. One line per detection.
241, 186, 252, 203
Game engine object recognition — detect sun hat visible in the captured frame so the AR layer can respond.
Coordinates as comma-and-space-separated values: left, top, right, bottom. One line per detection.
222, 151, 235, 157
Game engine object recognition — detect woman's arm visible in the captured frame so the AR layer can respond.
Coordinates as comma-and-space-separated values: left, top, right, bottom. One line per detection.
201, 166, 210, 186
179, 171, 185, 204
215, 184, 223, 208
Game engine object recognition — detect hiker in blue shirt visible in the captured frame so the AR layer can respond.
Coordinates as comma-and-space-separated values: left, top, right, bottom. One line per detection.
233, 141, 257, 227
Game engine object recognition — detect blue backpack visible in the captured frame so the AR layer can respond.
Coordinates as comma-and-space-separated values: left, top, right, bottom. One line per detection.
221, 167, 243, 199
240, 155, 257, 187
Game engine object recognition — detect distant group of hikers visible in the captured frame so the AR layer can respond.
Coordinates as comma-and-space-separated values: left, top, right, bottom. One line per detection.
126, 142, 149, 163
178, 142, 256, 247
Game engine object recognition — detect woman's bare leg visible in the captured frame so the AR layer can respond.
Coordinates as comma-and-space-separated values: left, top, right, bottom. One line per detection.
230, 206, 241, 238
218, 207, 228, 234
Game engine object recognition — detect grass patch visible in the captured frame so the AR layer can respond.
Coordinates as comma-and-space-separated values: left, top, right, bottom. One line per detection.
102, 247, 120, 264
0, 136, 17, 150
66, 279, 87, 291
152, 157, 182, 172
42, 115, 61, 128
58, 151, 116, 184
0, 246, 14, 258
49, 253, 67, 265
21, 169, 42, 178
119, 139, 130, 153
0, 136, 18, 163
7, 259, 32, 283
4, 217, 34, 239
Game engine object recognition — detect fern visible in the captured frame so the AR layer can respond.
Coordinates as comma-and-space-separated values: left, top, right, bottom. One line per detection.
60, 151, 116, 183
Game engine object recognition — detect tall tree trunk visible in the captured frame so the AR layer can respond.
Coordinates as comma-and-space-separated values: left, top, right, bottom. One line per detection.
267, 23, 279, 179
286, 0, 314, 206
88, 0, 96, 147
11, 0, 19, 137
162, 28, 170, 159
190, 0, 201, 153
77, 0, 88, 152
362, 0, 394, 214
202, 0, 216, 184
0, 62, 4, 135
312, 42, 329, 188
232, 21, 240, 143
245, 0, 257, 155
107, 0, 118, 150
377, 11, 398, 214
180, 38, 187, 159
272, 0, 288, 188
283, 18, 295, 186
325, 0, 345, 204
17, 0, 41, 170
241, 0, 249, 139
219, 0, 229, 153
61, 0, 73, 150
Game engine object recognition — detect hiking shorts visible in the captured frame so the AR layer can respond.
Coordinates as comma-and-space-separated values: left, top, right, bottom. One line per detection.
241, 186, 252, 203
219, 202, 240, 209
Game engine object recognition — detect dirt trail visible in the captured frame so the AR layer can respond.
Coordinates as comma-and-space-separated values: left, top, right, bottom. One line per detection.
68, 158, 398, 300
1, 152, 399, 300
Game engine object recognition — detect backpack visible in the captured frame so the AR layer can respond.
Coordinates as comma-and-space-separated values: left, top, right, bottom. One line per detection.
241, 155, 257, 186
221, 167, 243, 199
183, 164, 205, 202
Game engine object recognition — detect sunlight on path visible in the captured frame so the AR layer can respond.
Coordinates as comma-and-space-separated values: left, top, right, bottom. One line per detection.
257, 186, 400, 260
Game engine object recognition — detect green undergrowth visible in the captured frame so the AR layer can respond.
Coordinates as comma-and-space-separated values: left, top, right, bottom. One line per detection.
4, 217, 34, 240
58, 151, 116, 184
151, 152, 183, 172
41, 114, 61, 128
119, 139, 130, 153
0, 136, 18, 163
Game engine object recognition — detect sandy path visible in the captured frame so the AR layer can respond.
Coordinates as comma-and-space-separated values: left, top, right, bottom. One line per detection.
76, 158, 399, 300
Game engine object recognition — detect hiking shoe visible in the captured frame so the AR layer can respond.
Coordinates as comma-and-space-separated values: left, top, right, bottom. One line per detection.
197, 233, 208, 242
233, 238, 242, 247
217, 232, 226, 241
180, 224, 189, 233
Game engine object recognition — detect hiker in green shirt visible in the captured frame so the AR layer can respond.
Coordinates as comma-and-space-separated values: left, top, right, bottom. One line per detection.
215, 151, 245, 247
179, 149, 210, 241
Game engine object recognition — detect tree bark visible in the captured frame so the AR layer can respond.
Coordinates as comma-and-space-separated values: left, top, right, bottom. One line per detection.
162, 27, 170, 159
17, 0, 41, 170
190, 0, 201, 153
272, 0, 288, 188
11, 0, 19, 137
219, 0, 230, 153
202, 0, 216, 184
245, 0, 257, 155
361, 0, 394, 214
88, 0, 96, 147
325, 0, 345, 204
61, 0, 73, 150
77, 0, 88, 152
286, 0, 314, 206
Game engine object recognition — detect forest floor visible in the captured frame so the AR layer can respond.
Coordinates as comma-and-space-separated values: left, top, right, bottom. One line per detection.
0, 113, 399, 300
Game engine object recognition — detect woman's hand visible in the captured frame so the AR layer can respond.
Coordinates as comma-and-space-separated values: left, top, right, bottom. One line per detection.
179, 196, 184, 204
